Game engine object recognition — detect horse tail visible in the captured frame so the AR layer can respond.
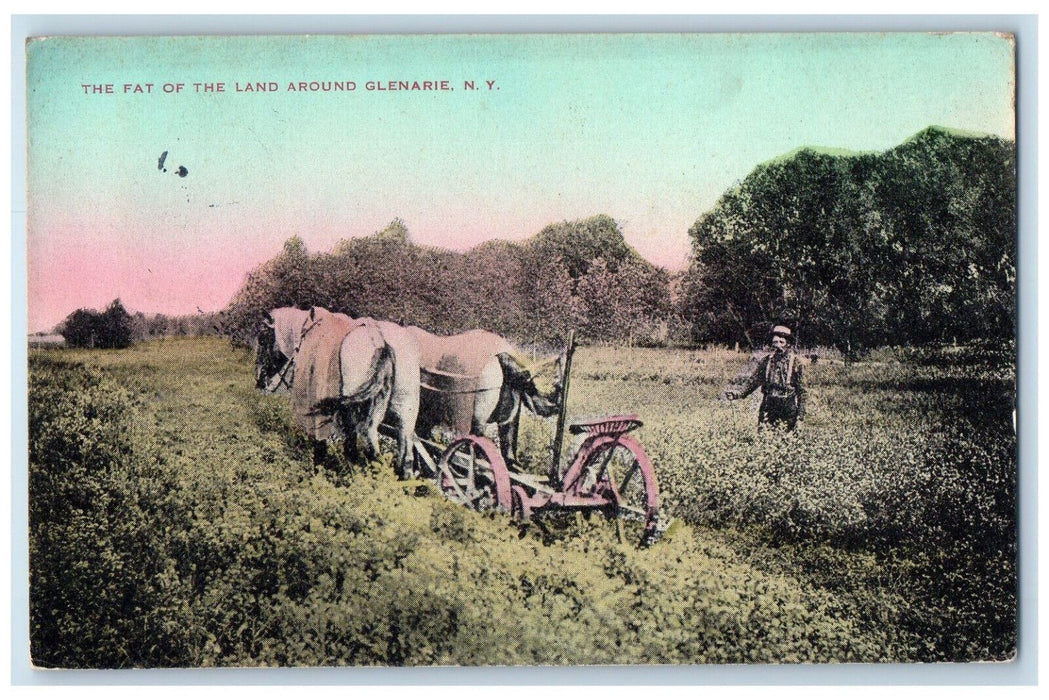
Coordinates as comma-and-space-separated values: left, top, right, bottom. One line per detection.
310, 343, 393, 416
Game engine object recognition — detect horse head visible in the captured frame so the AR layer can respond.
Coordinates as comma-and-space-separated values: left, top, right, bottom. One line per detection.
255, 309, 297, 393
497, 353, 562, 419
521, 377, 562, 418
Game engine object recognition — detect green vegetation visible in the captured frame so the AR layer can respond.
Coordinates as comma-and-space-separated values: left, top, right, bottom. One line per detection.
558, 346, 1016, 662
56, 299, 136, 349
682, 127, 1015, 353
29, 338, 1015, 667
54, 297, 223, 346
218, 129, 1014, 357
223, 215, 676, 349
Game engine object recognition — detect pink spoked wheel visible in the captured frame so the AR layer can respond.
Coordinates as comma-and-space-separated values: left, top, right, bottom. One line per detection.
564, 434, 660, 547
437, 436, 512, 513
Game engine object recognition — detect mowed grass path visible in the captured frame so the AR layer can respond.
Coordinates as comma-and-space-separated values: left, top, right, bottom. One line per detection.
30, 337, 1013, 665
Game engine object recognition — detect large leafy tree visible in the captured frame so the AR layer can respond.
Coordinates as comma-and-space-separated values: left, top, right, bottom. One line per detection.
875, 129, 1016, 343
682, 127, 1015, 352
224, 235, 315, 342
522, 215, 671, 346
517, 251, 582, 347
58, 308, 99, 348
576, 255, 674, 345
527, 214, 633, 281
99, 299, 135, 349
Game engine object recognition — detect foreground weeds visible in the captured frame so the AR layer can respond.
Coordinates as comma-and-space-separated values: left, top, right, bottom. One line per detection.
28, 339, 1015, 665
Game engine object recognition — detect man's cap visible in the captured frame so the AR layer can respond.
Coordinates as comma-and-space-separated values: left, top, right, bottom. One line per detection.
772, 325, 792, 338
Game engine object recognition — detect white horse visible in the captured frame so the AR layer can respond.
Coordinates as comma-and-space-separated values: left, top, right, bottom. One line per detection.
256, 306, 420, 478
406, 326, 561, 465
255, 307, 311, 394
329, 311, 420, 477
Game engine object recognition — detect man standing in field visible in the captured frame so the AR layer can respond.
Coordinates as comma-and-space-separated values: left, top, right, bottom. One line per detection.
724, 325, 806, 431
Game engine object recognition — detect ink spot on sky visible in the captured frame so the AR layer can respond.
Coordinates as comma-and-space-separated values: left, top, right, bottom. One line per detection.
158, 151, 168, 171
177, 165, 189, 177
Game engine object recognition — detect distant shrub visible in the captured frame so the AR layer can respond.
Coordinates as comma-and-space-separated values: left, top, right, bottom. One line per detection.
58, 299, 135, 349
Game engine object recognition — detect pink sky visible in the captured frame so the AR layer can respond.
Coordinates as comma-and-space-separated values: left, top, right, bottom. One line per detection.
27, 207, 693, 333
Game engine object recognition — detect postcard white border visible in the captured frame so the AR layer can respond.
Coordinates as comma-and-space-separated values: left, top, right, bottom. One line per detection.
7, 13, 1039, 688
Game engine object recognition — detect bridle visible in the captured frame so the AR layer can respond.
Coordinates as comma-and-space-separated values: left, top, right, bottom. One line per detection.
264, 315, 323, 393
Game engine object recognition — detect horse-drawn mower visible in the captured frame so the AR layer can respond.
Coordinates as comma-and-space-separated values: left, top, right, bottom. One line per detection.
407, 331, 665, 547
256, 309, 666, 547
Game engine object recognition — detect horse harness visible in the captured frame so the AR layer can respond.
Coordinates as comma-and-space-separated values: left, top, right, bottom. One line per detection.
269, 315, 324, 392
419, 352, 563, 431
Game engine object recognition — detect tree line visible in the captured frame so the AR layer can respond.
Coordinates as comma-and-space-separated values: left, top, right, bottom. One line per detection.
223, 127, 1014, 354
57, 299, 224, 349
681, 127, 1016, 355
59, 127, 1013, 354
223, 214, 679, 350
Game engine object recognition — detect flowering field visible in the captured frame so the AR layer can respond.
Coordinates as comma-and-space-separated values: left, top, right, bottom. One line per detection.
583, 346, 1014, 658
28, 338, 1015, 666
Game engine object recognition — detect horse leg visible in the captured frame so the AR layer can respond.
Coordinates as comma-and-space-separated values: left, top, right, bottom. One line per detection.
358, 420, 381, 463
389, 394, 420, 480
350, 396, 387, 468
497, 421, 515, 466
497, 395, 522, 466
343, 434, 360, 466
385, 392, 418, 480
395, 428, 415, 480
361, 383, 392, 465
312, 439, 329, 468
340, 406, 361, 467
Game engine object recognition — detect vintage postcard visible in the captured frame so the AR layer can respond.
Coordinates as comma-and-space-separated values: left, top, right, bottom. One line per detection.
25, 32, 1017, 670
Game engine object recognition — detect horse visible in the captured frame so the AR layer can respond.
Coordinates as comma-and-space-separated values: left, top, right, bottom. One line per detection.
406, 326, 561, 465
256, 306, 420, 478
324, 311, 420, 478
255, 307, 311, 394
